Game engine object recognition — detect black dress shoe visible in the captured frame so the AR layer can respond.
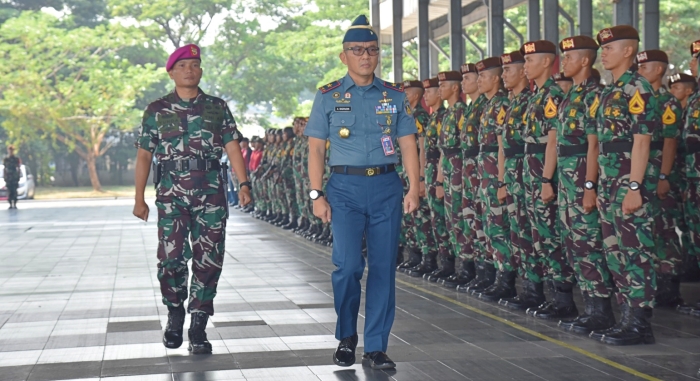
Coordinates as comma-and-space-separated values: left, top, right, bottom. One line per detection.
362, 351, 396, 370
163, 305, 185, 349
333, 334, 358, 367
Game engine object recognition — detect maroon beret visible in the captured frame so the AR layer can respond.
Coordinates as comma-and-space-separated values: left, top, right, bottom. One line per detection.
596, 25, 640, 46
422, 77, 439, 88
668, 73, 696, 85
166, 44, 201, 72
476, 57, 502, 72
520, 40, 557, 55
636, 50, 668, 64
438, 71, 462, 82
460, 63, 477, 74
500, 51, 524, 65
403, 80, 424, 89
559, 36, 599, 52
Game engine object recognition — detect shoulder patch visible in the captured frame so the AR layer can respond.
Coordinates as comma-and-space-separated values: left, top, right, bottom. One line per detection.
589, 95, 600, 118
629, 89, 645, 115
662, 105, 677, 125
544, 97, 558, 119
319, 80, 342, 94
383, 81, 404, 92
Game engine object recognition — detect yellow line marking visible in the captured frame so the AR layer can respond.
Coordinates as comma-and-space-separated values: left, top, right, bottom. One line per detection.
394, 278, 662, 381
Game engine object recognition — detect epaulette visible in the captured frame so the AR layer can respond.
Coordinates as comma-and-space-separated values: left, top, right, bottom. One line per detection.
319, 80, 342, 94
382, 81, 404, 92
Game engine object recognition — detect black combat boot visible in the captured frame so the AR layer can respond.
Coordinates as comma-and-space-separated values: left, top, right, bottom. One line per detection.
398, 247, 422, 272
407, 252, 438, 277
589, 302, 630, 342
316, 226, 332, 245
188, 312, 213, 354
294, 217, 309, 234
563, 295, 616, 335
655, 275, 684, 309
439, 257, 462, 286
443, 259, 477, 288
530, 281, 578, 320
478, 270, 517, 302
282, 214, 298, 230
559, 292, 591, 331
464, 262, 496, 295
274, 214, 289, 226
304, 224, 320, 240
425, 253, 455, 282
595, 305, 655, 346
457, 261, 483, 293
162, 305, 185, 349
396, 246, 405, 267
499, 279, 546, 310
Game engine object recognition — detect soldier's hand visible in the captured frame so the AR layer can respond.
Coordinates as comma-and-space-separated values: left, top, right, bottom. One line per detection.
313, 198, 332, 223
133, 201, 149, 222
436, 185, 444, 199
404, 191, 419, 214
541, 183, 555, 204
657, 179, 670, 200
419, 181, 426, 198
583, 189, 597, 214
238, 188, 252, 206
497, 187, 507, 204
622, 190, 642, 215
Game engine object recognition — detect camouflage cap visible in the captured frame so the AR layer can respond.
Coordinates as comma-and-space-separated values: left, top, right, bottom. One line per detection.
476, 57, 502, 72
668, 73, 696, 85
559, 36, 599, 52
438, 71, 462, 82
553, 72, 573, 82
422, 77, 439, 88
520, 40, 557, 56
403, 80, 424, 89
500, 51, 524, 65
460, 63, 477, 74
596, 25, 639, 46
637, 50, 668, 64
690, 40, 700, 57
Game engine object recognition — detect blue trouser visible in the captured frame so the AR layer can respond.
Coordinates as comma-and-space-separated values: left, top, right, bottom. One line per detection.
227, 175, 238, 205
326, 169, 403, 353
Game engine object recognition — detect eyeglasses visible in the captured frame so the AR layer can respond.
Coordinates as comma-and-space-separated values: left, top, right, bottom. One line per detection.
345, 46, 380, 57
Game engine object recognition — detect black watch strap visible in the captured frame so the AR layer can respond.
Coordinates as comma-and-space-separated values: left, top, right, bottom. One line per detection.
541, 177, 552, 184
240, 181, 252, 190
498, 181, 507, 188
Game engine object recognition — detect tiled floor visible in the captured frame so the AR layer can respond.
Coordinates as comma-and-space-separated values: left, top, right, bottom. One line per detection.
1, 198, 699, 381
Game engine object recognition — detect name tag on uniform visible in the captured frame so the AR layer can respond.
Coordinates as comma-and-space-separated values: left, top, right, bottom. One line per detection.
375, 104, 397, 114
335, 106, 351, 112
381, 135, 395, 156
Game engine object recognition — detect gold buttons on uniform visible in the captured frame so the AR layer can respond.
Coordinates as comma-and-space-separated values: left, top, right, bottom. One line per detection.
339, 127, 350, 138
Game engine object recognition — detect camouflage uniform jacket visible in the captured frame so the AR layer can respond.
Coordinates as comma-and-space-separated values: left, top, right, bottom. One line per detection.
137, 88, 240, 196
655, 87, 683, 187
502, 87, 531, 152
461, 95, 487, 151
682, 89, 700, 179
425, 106, 447, 158
523, 77, 565, 145
557, 76, 600, 148
479, 88, 510, 151
439, 100, 469, 151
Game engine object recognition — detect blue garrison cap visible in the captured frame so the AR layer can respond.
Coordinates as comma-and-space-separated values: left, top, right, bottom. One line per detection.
343, 15, 378, 43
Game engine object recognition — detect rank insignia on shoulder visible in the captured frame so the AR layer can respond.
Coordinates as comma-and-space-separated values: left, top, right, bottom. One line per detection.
544, 97, 558, 118
629, 89, 645, 115
382, 81, 404, 92
319, 80, 342, 94
662, 105, 676, 125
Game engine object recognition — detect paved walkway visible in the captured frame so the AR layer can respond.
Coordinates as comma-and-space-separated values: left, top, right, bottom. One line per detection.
0, 199, 699, 381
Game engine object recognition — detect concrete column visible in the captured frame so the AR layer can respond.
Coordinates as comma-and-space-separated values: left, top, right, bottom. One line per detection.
370, 0, 381, 77
543, 0, 558, 45
578, 0, 593, 37
487, 0, 505, 57
449, 0, 464, 70
429, 43, 440, 77
418, 0, 430, 79
613, 0, 634, 26
644, 0, 659, 49
392, 0, 403, 82
527, 0, 540, 42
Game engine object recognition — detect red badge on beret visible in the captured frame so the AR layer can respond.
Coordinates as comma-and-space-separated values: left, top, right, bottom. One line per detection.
166, 44, 201, 71
691, 40, 700, 56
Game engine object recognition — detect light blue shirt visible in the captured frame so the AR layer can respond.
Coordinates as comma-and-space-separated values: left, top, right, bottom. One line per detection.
305, 73, 417, 167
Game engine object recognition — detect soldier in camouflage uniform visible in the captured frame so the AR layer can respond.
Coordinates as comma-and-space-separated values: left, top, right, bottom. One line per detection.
407, 77, 449, 277
588, 26, 660, 346
680, 40, 700, 317
2, 145, 21, 209
293, 118, 311, 233
455, 64, 490, 292
471, 57, 514, 301
554, 72, 573, 95
398, 80, 435, 272
429, 70, 467, 283
555, 36, 616, 333
133, 44, 251, 354
277, 127, 297, 228
637, 50, 686, 309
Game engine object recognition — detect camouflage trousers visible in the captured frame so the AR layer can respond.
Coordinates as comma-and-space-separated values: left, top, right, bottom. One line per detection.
6, 182, 18, 204
293, 171, 306, 217
684, 179, 700, 258
653, 186, 684, 276
558, 156, 613, 298
426, 159, 450, 259
282, 171, 298, 217
156, 189, 227, 315
504, 156, 535, 280
461, 155, 482, 261
479, 153, 511, 270
440, 151, 465, 257
397, 165, 417, 250
524, 153, 574, 284
598, 167, 657, 308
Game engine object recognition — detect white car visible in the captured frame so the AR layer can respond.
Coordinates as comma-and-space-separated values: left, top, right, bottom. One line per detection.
0, 164, 36, 200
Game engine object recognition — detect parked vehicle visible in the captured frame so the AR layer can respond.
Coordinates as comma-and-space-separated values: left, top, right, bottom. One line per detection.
0, 164, 36, 200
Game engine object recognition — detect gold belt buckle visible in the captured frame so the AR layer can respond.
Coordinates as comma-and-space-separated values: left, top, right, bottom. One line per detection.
366, 168, 376, 176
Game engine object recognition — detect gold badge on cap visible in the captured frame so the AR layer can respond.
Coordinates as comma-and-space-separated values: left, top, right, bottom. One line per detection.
562, 39, 575, 50
599, 29, 613, 42
501, 55, 512, 64
339, 127, 350, 138
191, 46, 198, 56
524, 43, 536, 54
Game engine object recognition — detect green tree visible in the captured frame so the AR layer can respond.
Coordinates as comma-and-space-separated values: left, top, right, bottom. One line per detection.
0, 12, 162, 191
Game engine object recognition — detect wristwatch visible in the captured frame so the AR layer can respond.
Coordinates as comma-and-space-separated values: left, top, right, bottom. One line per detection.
239, 181, 252, 190
541, 177, 552, 184
419, 176, 425, 182
659, 173, 668, 181
497, 181, 507, 189
584, 181, 596, 190
629, 181, 641, 191
309, 189, 325, 200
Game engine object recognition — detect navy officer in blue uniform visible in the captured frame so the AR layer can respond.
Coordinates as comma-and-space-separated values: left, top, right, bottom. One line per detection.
305, 15, 420, 370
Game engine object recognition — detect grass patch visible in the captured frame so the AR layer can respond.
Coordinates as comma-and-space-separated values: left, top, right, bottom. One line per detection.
34, 186, 155, 200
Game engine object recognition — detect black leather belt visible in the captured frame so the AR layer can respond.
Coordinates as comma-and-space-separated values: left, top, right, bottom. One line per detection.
331, 164, 396, 177
599, 141, 632, 154
650, 141, 664, 151
161, 159, 221, 171
557, 143, 589, 157
441, 147, 461, 156
480, 145, 499, 153
525, 143, 547, 154
504, 145, 524, 158
426, 151, 441, 159
463, 146, 480, 158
